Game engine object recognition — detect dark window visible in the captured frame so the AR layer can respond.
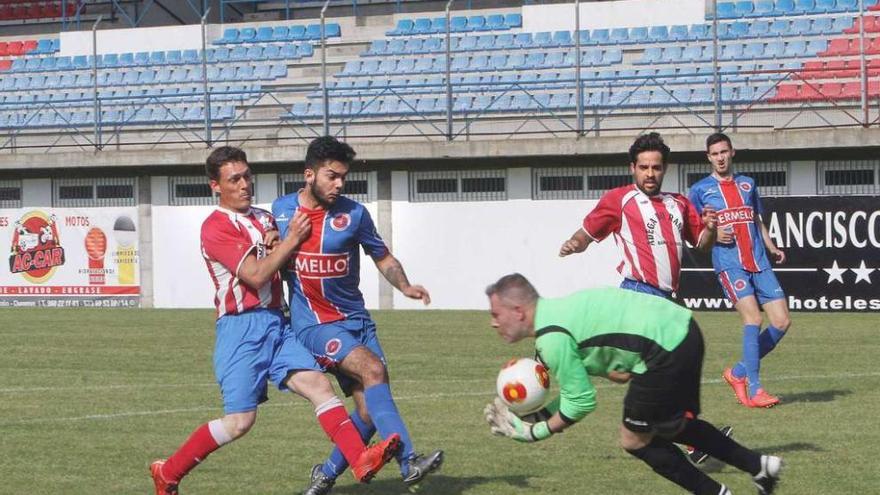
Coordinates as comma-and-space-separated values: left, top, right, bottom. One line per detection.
417, 178, 457, 194
175, 183, 213, 198
750, 171, 786, 188
96, 184, 134, 199
587, 174, 630, 190
540, 175, 583, 191
462, 177, 505, 193
0, 187, 21, 201
283, 181, 305, 195
825, 169, 874, 186
345, 180, 368, 195
58, 185, 93, 200
686, 173, 704, 187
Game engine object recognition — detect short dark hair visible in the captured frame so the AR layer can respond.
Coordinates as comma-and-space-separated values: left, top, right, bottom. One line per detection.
485, 273, 539, 305
305, 136, 356, 170
629, 132, 670, 165
206, 146, 248, 181
706, 132, 732, 151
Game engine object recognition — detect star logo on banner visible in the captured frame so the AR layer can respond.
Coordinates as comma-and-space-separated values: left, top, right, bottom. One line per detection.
851, 260, 875, 284
823, 260, 846, 284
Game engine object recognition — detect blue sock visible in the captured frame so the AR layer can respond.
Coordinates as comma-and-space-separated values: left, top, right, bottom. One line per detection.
321, 412, 376, 478
740, 324, 761, 396
364, 383, 415, 475
732, 326, 787, 378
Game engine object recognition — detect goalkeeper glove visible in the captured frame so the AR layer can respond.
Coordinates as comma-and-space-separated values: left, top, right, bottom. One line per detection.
484, 397, 553, 443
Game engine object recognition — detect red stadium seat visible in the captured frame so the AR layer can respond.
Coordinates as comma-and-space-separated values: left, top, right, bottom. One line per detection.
0, 59, 11, 71
819, 82, 843, 100
869, 58, 880, 75
25, 3, 40, 18
825, 59, 847, 78
41, 3, 61, 18
840, 82, 861, 99
774, 84, 800, 101
6, 41, 23, 56
799, 84, 823, 101
802, 60, 825, 79
869, 80, 880, 96
823, 38, 852, 56
0, 6, 9, 20
22, 40, 38, 53
0, 42, 8, 56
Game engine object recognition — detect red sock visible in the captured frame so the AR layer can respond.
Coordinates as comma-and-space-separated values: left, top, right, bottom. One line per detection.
162, 422, 222, 483
317, 399, 366, 466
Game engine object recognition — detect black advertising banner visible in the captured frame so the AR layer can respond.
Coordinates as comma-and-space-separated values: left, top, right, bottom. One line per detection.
679, 196, 880, 312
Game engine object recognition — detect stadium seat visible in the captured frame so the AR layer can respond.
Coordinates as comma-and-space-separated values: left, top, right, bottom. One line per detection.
774, 0, 796, 15
831, 16, 854, 32
412, 18, 433, 34
728, 21, 750, 38
532, 32, 553, 48
468, 16, 487, 31
649, 26, 669, 42
791, 18, 813, 35
765, 40, 785, 57
794, 0, 819, 14
630, 27, 649, 43
610, 28, 629, 44
387, 19, 413, 36
784, 40, 806, 57
272, 26, 289, 42
816, 0, 842, 11
239, 28, 257, 43
669, 25, 689, 41
288, 25, 307, 40
476, 35, 495, 50
255, 27, 274, 43
216, 28, 239, 44
591, 28, 610, 44
752, 0, 776, 16
811, 16, 833, 34
690, 24, 710, 41
716, 2, 738, 18
735, 1, 755, 17
486, 14, 505, 31
504, 13, 522, 28
553, 30, 572, 46
769, 19, 790, 36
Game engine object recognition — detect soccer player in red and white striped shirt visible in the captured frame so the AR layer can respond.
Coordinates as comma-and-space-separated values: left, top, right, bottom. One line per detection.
559, 132, 717, 298
150, 147, 400, 495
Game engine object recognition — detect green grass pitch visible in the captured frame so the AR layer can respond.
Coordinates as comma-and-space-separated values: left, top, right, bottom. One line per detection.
1, 308, 878, 494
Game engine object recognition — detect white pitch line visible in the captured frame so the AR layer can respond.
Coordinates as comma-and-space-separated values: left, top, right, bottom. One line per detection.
2, 370, 879, 427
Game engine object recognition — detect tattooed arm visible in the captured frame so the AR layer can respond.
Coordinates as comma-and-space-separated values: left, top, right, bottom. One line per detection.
374, 254, 431, 305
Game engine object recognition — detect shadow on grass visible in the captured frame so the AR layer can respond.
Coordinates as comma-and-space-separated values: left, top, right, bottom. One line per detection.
779, 389, 852, 404
699, 442, 823, 474
330, 474, 533, 494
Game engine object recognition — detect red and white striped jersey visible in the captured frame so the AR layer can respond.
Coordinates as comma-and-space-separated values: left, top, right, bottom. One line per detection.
200, 207, 283, 318
582, 184, 706, 292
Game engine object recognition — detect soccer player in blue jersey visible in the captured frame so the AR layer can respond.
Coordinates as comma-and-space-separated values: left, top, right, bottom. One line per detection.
273, 136, 443, 494
689, 133, 791, 409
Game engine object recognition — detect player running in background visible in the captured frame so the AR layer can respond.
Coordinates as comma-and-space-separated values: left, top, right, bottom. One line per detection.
483, 273, 783, 495
272, 137, 443, 495
689, 133, 791, 409
559, 132, 717, 298
150, 147, 400, 495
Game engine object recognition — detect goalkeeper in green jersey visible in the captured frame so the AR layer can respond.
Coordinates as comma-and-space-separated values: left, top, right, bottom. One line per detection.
483, 273, 783, 495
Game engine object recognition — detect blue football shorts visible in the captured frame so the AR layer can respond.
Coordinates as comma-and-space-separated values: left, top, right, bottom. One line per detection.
717, 267, 785, 305
297, 318, 386, 396
214, 308, 322, 414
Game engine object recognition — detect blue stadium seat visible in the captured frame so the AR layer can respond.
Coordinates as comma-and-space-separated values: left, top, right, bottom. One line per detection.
138, 70, 155, 84
180, 50, 199, 64
610, 28, 629, 43
784, 40, 806, 57
672, 87, 693, 103
794, 0, 818, 14
544, 51, 565, 68
806, 39, 828, 55
263, 45, 282, 60
488, 54, 507, 70
246, 46, 265, 61
305, 24, 323, 40
506, 53, 527, 69
575, 30, 591, 45
811, 16, 832, 34
513, 33, 533, 48
134, 52, 150, 65
171, 68, 189, 83
476, 35, 495, 50
591, 28, 610, 44
769, 19, 790, 36
815, 0, 840, 11
549, 92, 572, 109
722, 43, 745, 60
217, 28, 239, 44
236, 66, 255, 80
752, 0, 775, 15
450, 16, 468, 32
765, 40, 785, 57
525, 52, 545, 69
553, 30, 572, 46
690, 24, 710, 40
230, 46, 248, 61
24, 58, 41, 71
430, 17, 447, 34
630, 27, 648, 43
272, 26, 289, 42
402, 38, 421, 54
745, 41, 765, 58
397, 58, 416, 73
219, 66, 236, 81
298, 44, 314, 57
603, 48, 623, 64
649, 26, 669, 42
774, 0, 795, 15
662, 46, 684, 63
669, 25, 689, 41
412, 18, 433, 34
639, 47, 662, 64
150, 51, 166, 65
716, 2, 738, 18
468, 16, 487, 31
831, 16, 853, 32
288, 25, 307, 40
495, 34, 514, 50
420, 38, 442, 53
735, 1, 755, 17
256, 27, 274, 43
32, 39, 53, 54
468, 55, 488, 71
532, 32, 553, 48
486, 14, 505, 30
504, 13, 522, 28
239, 28, 257, 43
72, 55, 88, 69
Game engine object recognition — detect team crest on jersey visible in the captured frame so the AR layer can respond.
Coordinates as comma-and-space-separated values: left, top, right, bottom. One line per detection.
734, 279, 747, 291
330, 213, 351, 232
325, 338, 342, 356
257, 214, 274, 231
739, 182, 752, 192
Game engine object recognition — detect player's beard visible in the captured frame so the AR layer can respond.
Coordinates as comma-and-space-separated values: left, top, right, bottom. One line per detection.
310, 181, 338, 209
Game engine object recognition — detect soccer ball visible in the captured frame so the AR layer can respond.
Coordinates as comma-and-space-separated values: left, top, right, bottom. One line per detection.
496, 357, 550, 415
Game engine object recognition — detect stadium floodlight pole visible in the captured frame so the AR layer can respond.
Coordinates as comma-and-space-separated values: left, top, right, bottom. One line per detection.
859, 0, 868, 126
575, 0, 583, 136
92, 15, 103, 150
321, 0, 331, 136
445, 0, 454, 140
201, 8, 212, 146
712, 0, 721, 131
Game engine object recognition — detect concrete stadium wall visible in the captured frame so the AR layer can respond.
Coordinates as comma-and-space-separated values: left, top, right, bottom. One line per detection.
523, 0, 705, 32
